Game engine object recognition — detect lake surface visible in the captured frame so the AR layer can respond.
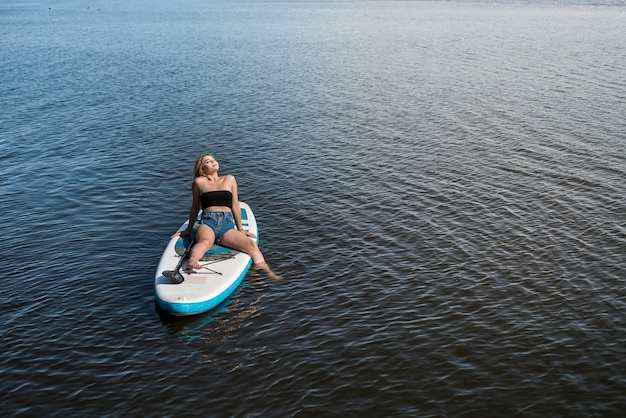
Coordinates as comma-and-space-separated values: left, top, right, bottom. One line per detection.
1, 0, 625, 416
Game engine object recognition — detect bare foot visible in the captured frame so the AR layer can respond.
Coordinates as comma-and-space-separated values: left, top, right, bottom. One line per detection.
186, 258, 202, 272
252, 262, 283, 281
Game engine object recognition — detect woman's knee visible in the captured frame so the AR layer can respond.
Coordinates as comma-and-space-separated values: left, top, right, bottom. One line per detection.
242, 238, 259, 251
196, 238, 213, 247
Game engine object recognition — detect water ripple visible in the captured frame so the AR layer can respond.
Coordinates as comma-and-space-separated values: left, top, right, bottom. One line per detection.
2, 0, 626, 416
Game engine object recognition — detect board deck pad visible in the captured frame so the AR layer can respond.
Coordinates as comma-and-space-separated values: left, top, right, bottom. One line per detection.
174, 238, 240, 261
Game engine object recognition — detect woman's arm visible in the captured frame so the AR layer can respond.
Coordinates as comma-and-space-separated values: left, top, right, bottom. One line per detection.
229, 175, 244, 232
184, 179, 202, 234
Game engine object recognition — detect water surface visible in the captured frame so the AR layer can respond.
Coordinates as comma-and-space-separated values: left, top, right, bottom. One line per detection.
1, 0, 625, 416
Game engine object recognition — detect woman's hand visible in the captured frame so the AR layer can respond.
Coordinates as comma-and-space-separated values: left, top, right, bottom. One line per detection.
242, 230, 256, 239
172, 230, 191, 238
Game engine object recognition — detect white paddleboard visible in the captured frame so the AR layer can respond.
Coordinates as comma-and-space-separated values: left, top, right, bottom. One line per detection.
154, 201, 258, 316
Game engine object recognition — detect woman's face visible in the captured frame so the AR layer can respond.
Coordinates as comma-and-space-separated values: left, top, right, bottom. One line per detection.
201, 155, 219, 173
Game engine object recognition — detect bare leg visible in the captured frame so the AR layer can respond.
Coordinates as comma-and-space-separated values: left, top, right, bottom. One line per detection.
219, 229, 265, 264
220, 230, 282, 280
187, 225, 215, 271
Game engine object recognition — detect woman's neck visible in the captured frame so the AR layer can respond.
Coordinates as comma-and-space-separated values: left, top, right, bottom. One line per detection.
203, 173, 219, 182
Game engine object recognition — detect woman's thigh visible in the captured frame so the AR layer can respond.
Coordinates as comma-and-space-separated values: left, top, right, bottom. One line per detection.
195, 224, 216, 244
219, 230, 254, 252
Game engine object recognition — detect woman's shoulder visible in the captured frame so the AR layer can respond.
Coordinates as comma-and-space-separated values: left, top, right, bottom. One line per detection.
191, 176, 209, 191
223, 174, 238, 188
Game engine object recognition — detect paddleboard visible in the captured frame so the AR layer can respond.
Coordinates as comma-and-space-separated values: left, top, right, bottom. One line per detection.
154, 201, 258, 316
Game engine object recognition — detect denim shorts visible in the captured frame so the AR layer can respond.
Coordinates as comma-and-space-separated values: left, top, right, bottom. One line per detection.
199, 211, 235, 244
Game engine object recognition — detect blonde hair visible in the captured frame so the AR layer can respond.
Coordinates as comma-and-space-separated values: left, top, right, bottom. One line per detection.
193, 153, 214, 178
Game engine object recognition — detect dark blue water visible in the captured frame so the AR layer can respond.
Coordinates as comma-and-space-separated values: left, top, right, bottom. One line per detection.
2, 0, 625, 416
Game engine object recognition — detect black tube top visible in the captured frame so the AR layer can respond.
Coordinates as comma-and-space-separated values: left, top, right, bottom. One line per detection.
200, 190, 233, 209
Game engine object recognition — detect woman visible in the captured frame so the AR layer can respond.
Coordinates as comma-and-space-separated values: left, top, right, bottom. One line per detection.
174, 153, 279, 279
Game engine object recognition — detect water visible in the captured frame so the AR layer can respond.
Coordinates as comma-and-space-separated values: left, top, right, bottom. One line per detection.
1, 0, 625, 416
